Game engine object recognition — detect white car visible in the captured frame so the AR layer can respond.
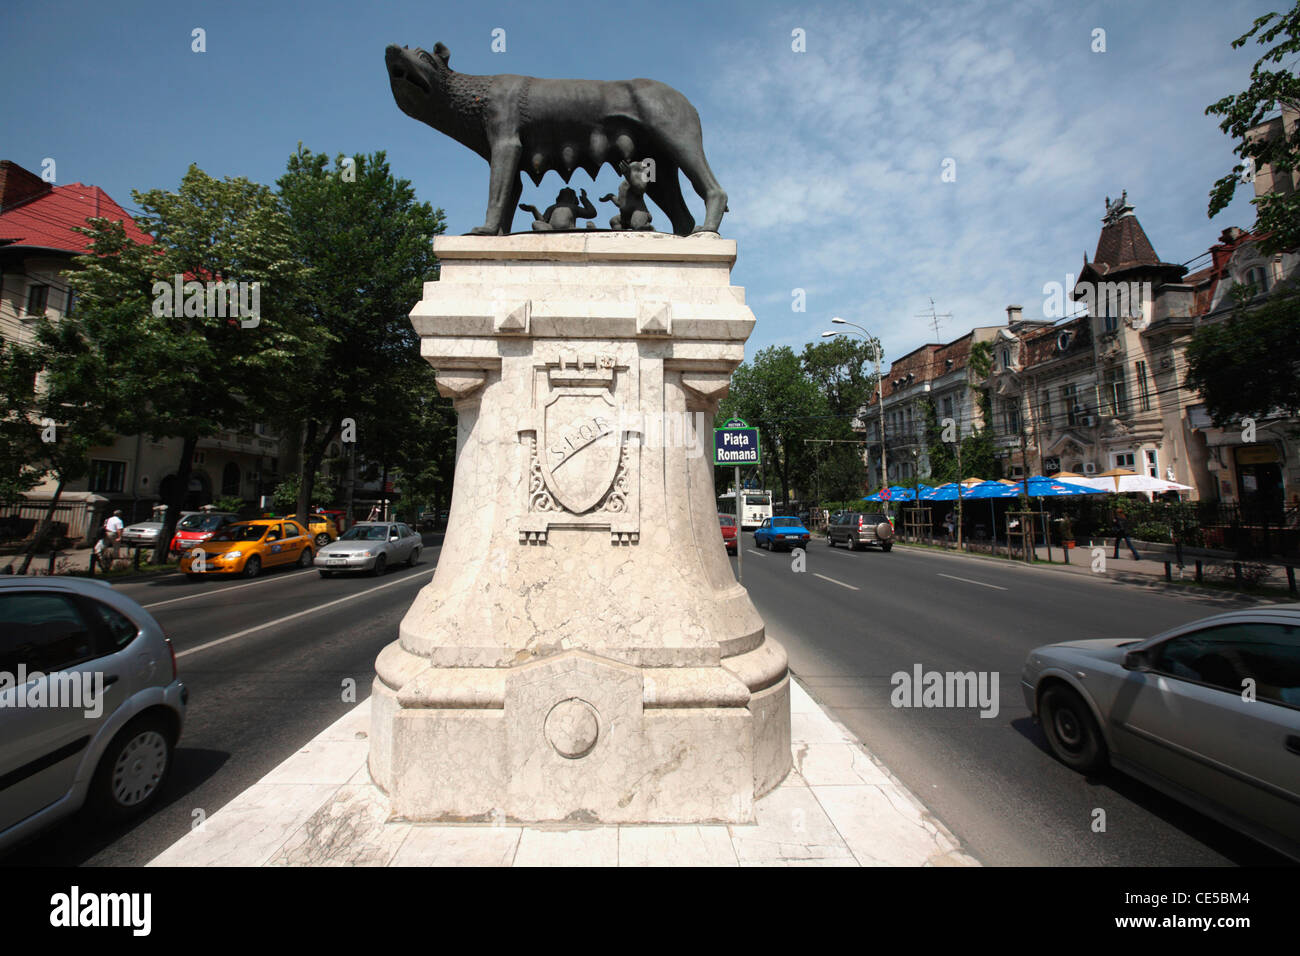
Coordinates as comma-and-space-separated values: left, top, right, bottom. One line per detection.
314, 521, 421, 577
1022, 606, 1300, 861
0, 577, 187, 854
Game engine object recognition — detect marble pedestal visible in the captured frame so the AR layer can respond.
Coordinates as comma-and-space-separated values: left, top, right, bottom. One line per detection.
369, 232, 790, 823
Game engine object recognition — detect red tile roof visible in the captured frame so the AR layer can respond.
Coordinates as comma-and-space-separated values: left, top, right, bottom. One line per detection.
0, 181, 152, 254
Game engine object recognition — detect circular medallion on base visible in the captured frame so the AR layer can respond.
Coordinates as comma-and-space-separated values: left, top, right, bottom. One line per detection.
545, 698, 600, 759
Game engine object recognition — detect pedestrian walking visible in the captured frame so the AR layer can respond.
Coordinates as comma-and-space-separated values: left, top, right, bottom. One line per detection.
1112, 508, 1141, 561
101, 509, 125, 566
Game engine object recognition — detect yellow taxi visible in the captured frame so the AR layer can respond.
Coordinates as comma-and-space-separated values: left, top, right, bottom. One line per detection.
302, 513, 339, 549
180, 518, 314, 580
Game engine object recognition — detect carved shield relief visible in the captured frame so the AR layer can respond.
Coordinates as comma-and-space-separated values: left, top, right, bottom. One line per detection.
540, 391, 619, 514
519, 351, 640, 544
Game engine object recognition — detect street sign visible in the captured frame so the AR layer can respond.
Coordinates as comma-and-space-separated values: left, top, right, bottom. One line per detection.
714, 419, 760, 465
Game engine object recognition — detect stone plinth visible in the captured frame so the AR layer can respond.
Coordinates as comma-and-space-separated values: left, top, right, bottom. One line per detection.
370, 232, 790, 823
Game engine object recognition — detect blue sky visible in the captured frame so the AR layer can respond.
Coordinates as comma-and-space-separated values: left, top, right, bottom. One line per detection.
0, 0, 1280, 364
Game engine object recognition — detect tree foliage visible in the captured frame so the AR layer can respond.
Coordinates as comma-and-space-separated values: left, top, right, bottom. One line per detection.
1185, 284, 1300, 425
1206, 2, 1300, 254
65, 164, 311, 560
274, 146, 446, 521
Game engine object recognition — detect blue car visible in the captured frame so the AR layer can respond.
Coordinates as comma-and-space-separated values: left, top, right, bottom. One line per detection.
754, 516, 811, 552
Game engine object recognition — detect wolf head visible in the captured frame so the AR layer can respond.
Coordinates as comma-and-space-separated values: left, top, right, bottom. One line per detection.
385, 43, 451, 119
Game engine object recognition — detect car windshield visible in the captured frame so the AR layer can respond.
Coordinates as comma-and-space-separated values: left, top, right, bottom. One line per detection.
718, 515, 735, 526
209, 524, 267, 542
341, 525, 391, 541
772, 518, 800, 527
179, 514, 228, 531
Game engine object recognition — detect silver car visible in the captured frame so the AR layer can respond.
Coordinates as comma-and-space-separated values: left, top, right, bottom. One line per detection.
314, 521, 422, 577
1022, 606, 1300, 861
119, 511, 197, 549
0, 576, 187, 854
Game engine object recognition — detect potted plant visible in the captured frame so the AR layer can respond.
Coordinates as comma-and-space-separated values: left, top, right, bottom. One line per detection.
1055, 516, 1075, 549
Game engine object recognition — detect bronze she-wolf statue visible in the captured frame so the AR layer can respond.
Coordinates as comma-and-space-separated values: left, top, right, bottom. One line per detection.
385, 42, 728, 236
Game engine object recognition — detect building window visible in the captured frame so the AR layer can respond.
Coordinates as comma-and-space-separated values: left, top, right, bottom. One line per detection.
1001, 347, 1011, 370
89, 460, 126, 494
1113, 452, 1136, 470
1005, 401, 1020, 435
1103, 367, 1127, 417
25, 284, 48, 318
1062, 383, 1079, 426
1040, 391, 1051, 428
221, 462, 241, 495
1145, 449, 1158, 478
1135, 360, 1150, 411
941, 396, 954, 421
1244, 266, 1270, 293
1103, 313, 1118, 333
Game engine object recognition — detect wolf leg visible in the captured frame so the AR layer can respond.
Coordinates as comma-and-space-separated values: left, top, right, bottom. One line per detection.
644, 160, 693, 236
472, 139, 523, 235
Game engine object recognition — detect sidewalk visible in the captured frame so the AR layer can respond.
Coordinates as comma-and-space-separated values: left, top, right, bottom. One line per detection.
897, 536, 1298, 596
149, 678, 979, 867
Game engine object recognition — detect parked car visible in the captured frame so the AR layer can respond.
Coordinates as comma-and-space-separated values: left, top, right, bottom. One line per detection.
0, 576, 187, 854
120, 512, 197, 550
315, 522, 421, 577
179, 519, 314, 579
718, 514, 737, 555
753, 516, 811, 552
1022, 606, 1300, 861
301, 513, 340, 550
826, 511, 894, 551
168, 511, 241, 556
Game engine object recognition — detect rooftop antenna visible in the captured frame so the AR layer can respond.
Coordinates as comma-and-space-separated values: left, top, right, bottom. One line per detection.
916, 298, 952, 343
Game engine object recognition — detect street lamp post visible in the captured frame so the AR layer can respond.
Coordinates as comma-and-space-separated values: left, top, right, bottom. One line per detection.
823, 319, 886, 489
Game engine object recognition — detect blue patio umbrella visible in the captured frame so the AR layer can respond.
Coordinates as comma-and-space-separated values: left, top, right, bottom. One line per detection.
918, 482, 962, 501
1021, 476, 1106, 497
862, 484, 930, 503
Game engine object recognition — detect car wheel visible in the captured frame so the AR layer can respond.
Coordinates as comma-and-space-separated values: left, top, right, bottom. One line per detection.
186, 573, 204, 582
314, 533, 329, 549
298, 547, 313, 568
319, 570, 333, 578
846, 536, 856, 551
370, 554, 387, 577
407, 547, 420, 567
1040, 685, 1108, 773
90, 714, 173, 821
242, 555, 261, 578
882, 542, 893, 552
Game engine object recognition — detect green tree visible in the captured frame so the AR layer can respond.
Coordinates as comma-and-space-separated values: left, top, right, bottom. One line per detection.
3, 316, 118, 571
1206, 3, 1300, 254
66, 165, 310, 561
718, 346, 824, 505
274, 147, 446, 525
0, 339, 45, 508
799, 336, 880, 500
1185, 284, 1300, 426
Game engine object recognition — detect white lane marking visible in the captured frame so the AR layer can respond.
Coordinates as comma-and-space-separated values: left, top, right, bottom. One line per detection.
140, 569, 315, 609
136, 547, 441, 609
177, 568, 436, 659
937, 572, 1007, 591
813, 573, 859, 591
746, 548, 767, 557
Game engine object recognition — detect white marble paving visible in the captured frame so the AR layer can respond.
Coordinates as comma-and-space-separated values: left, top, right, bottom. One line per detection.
149, 679, 979, 867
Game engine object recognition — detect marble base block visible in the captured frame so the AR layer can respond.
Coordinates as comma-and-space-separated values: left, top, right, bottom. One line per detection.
370, 232, 790, 823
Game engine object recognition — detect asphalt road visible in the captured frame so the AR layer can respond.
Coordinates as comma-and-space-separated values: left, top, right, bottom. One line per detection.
2, 536, 442, 867
736, 535, 1294, 866
4, 529, 1293, 867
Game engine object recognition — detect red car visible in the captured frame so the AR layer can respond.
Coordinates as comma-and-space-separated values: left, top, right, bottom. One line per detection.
169, 511, 241, 555
718, 513, 738, 555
